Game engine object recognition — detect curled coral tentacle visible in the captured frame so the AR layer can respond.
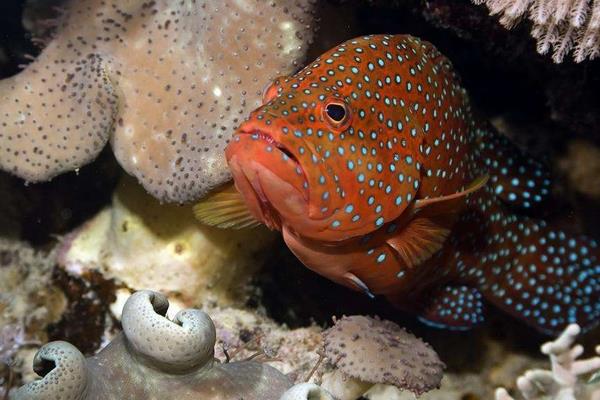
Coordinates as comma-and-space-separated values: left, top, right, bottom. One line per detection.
12, 341, 88, 400
279, 383, 335, 400
121, 290, 216, 372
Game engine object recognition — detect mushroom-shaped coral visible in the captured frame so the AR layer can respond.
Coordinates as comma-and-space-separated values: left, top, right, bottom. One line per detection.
11, 290, 293, 400
322, 315, 445, 397
0, 0, 316, 203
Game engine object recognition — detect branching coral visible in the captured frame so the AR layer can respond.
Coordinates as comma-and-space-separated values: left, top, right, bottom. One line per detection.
0, 0, 316, 203
472, 0, 600, 62
11, 290, 293, 400
495, 324, 600, 400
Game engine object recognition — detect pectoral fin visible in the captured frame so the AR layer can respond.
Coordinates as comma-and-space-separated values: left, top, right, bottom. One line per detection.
193, 182, 261, 229
385, 175, 488, 269
385, 217, 450, 269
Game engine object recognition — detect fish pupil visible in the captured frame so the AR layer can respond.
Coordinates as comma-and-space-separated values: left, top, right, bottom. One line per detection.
326, 103, 346, 122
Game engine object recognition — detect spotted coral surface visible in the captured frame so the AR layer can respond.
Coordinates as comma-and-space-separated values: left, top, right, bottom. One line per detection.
322, 315, 445, 396
0, 0, 315, 202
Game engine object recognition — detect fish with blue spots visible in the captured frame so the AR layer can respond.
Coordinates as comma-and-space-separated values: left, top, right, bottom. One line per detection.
194, 34, 600, 335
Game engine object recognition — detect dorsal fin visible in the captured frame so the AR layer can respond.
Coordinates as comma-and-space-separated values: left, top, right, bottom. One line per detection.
414, 174, 489, 211
385, 175, 488, 269
193, 183, 261, 229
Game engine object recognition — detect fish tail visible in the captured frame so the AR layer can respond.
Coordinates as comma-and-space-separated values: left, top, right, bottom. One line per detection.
461, 210, 600, 335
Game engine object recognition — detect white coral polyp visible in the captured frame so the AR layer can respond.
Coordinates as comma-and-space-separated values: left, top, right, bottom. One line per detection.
473, 0, 600, 62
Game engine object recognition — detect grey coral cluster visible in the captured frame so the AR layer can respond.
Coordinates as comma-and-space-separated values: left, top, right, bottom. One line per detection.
0, 0, 316, 203
11, 290, 293, 400
472, 0, 600, 62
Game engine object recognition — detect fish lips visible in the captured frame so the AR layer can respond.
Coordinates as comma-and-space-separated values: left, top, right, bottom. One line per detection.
225, 131, 309, 230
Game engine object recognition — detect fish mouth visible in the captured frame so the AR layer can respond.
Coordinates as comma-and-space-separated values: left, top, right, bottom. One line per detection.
228, 129, 309, 229
235, 128, 309, 195
228, 156, 281, 230
238, 129, 302, 169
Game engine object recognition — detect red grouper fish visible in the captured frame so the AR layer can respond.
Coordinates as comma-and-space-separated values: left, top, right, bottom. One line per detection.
195, 34, 600, 335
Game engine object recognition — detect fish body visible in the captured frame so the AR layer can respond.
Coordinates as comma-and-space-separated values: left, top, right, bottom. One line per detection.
204, 35, 600, 334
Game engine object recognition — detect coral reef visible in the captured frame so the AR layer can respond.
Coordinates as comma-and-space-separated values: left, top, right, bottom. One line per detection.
0, 238, 65, 392
0, 0, 316, 203
11, 290, 293, 399
321, 315, 445, 397
472, 0, 600, 62
5, 276, 327, 394
317, 371, 494, 400
280, 383, 335, 400
1, 325, 32, 367
47, 267, 118, 355
0, 324, 39, 400
58, 176, 276, 307
495, 324, 600, 400
207, 306, 322, 377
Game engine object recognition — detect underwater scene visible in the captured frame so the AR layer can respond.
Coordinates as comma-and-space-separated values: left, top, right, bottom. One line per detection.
0, 0, 599, 399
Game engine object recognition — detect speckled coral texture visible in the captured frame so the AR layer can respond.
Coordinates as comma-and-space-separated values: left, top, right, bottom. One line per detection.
0, 0, 315, 202
323, 316, 445, 396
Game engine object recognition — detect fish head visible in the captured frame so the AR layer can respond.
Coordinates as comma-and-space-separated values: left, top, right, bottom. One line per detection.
226, 82, 419, 241
226, 81, 358, 238
226, 36, 433, 241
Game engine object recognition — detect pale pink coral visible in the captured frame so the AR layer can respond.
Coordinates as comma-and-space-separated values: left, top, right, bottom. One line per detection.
472, 0, 600, 62
495, 324, 600, 400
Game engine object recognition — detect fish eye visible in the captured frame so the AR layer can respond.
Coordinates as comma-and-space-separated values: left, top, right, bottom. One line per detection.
325, 103, 347, 123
